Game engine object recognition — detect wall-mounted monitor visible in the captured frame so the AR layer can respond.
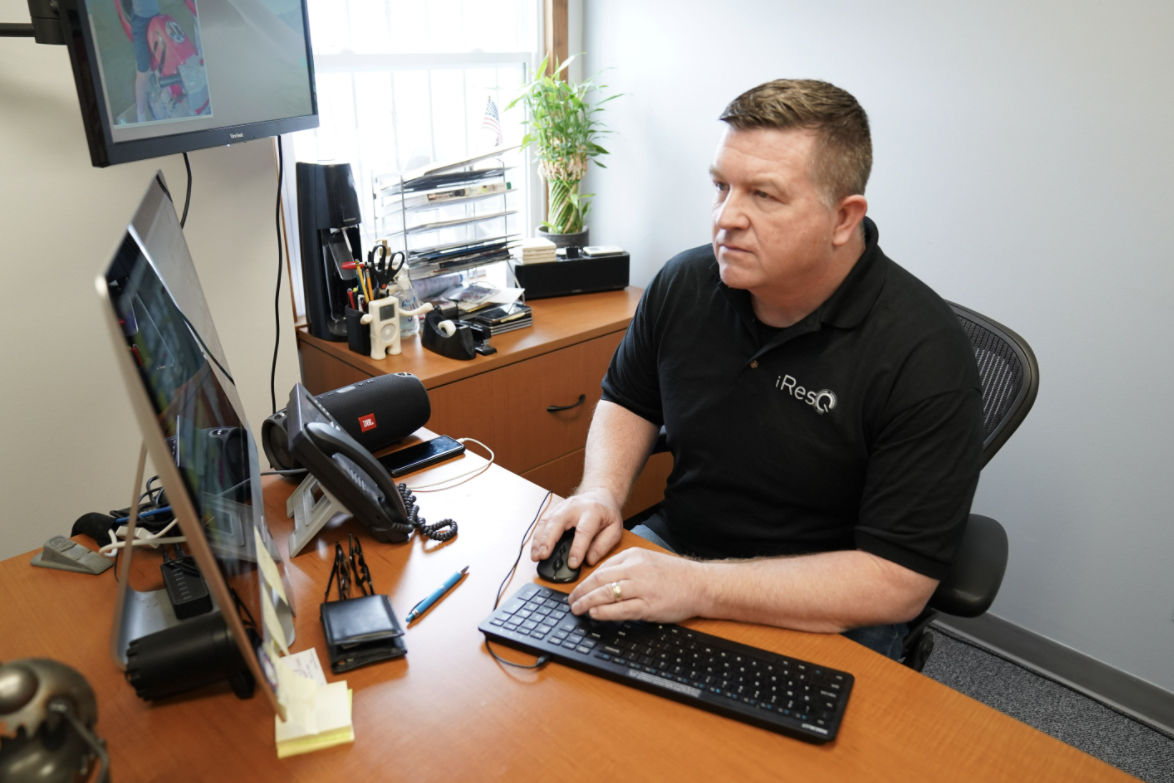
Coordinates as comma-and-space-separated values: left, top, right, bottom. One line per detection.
59, 0, 317, 167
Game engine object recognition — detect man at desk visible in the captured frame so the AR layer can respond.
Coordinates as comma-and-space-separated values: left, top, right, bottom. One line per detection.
530, 79, 984, 659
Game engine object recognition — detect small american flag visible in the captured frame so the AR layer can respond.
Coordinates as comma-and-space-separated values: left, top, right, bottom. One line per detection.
481, 96, 503, 147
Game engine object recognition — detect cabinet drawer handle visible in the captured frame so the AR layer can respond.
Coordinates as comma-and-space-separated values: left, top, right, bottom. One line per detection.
547, 394, 587, 413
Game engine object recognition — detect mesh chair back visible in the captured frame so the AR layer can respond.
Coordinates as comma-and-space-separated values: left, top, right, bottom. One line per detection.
948, 302, 1039, 468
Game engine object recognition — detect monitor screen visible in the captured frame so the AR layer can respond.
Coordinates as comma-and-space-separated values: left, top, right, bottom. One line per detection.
98, 172, 291, 715
62, 0, 317, 166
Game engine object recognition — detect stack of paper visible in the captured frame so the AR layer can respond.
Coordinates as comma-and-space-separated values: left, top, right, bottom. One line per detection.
274, 649, 354, 759
517, 237, 557, 265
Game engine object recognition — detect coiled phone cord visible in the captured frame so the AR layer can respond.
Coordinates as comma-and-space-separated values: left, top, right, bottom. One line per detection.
388, 483, 458, 542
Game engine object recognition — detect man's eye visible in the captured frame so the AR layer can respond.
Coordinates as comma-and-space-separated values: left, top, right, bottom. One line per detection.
754, 190, 772, 199
713, 181, 729, 192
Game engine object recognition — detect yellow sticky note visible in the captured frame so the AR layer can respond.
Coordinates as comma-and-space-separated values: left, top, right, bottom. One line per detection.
261, 592, 290, 655
275, 684, 354, 759
254, 527, 289, 606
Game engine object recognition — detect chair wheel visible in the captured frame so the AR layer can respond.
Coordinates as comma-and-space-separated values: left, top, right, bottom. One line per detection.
909, 630, 935, 672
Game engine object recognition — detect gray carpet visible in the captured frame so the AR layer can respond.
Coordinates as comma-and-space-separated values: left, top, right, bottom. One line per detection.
921, 627, 1174, 783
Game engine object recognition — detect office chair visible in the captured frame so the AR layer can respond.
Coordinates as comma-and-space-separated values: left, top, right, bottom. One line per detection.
641, 302, 1038, 671
897, 302, 1038, 670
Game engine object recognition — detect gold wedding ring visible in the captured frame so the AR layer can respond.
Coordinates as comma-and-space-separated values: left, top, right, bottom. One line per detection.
610, 581, 623, 603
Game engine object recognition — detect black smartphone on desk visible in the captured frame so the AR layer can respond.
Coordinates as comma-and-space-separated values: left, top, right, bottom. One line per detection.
379, 436, 466, 477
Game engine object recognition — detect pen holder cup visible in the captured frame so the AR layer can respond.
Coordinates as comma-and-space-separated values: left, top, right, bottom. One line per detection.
345, 306, 371, 356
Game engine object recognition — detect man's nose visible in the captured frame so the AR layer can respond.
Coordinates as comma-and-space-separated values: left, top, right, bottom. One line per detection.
714, 189, 750, 230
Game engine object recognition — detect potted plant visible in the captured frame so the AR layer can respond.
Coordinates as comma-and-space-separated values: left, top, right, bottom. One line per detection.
507, 56, 618, 248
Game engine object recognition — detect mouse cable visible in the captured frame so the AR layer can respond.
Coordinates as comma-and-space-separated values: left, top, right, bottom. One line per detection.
407, 438, 495, 492
179, 152, 192, 229
270, 135, 285, 415
485, 490, 553, 670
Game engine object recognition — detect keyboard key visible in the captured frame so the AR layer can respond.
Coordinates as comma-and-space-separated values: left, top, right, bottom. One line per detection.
490, 619, 504, 626
576, 646, 591, 654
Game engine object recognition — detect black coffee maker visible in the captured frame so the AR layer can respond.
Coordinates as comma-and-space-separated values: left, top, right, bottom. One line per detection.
296, 162, 363, 341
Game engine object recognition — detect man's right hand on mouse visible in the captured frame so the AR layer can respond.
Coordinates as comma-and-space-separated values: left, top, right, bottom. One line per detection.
530, 488, 624, 571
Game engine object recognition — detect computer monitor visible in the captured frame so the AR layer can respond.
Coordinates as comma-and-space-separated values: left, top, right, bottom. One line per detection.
60, 0, 317, 167
97, 172, 291, 716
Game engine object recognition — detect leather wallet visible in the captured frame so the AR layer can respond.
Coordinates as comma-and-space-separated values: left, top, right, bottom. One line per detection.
320, 594, 406, 673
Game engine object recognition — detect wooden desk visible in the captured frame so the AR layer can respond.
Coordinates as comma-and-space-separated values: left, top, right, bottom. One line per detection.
296, 287, 672, 518
0, 449, 1134, 783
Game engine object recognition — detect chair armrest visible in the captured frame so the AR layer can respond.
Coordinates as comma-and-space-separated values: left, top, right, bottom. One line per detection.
929, 514, 1009, 618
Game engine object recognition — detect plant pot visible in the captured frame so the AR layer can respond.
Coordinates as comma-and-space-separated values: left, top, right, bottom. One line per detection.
537, 226, 589, 250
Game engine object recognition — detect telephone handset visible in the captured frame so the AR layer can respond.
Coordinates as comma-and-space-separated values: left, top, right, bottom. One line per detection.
285, 383, 456, 545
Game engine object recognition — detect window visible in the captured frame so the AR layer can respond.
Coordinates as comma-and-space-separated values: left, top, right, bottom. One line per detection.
282, 0, 543, 315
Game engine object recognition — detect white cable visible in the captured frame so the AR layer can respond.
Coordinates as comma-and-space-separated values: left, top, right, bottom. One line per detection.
99, 517, 186, 558
407, 437, 495, 492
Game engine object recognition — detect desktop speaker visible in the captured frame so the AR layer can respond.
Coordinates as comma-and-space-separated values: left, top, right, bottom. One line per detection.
263, 373, 431, 471
511, 253, 629, 299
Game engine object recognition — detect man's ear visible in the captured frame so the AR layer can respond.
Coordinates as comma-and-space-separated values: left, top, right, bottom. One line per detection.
832, 195, 868, 247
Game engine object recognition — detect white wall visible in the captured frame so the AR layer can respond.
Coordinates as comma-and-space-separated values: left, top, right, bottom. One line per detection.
0, 1, 300, 560
583, 1, 1174, 692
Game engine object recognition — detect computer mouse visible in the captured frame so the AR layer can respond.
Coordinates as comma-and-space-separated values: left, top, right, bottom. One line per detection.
537, 528, 581, 583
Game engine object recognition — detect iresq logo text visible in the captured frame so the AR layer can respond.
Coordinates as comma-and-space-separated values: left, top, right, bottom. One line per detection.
776, 375, 837, 415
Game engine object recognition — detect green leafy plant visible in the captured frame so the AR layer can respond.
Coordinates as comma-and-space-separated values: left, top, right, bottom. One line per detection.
507, 55, 619, 235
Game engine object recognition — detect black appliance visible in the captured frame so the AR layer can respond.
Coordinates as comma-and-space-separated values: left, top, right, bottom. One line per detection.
297, 162, 364, 341
511, 253, 630, 299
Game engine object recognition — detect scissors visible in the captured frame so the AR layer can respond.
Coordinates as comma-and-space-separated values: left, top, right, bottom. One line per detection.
368, 243, 406, 293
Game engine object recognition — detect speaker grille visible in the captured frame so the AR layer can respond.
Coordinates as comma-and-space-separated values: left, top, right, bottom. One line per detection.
315, 373, 431, 453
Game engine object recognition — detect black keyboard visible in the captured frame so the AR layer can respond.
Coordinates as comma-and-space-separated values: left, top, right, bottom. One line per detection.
479, 584, 854, 743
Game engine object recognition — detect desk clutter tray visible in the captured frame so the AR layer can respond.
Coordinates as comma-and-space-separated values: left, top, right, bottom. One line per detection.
479, 584, 854, 743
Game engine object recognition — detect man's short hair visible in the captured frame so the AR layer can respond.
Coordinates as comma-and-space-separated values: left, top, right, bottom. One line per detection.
719, 79, 872, 206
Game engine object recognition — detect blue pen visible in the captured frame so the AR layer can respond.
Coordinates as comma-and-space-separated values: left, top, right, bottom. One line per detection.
406, 566, 469, 623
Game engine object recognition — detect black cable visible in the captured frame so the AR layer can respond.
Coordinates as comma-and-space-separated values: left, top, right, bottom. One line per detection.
180, 152, 192, 228
180, 312, 235, 385
145, 474, 162, 504
485, 491, 552, 670
270, 136, 284, 414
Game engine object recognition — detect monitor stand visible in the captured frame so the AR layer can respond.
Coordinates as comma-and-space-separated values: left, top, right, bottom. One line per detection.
108, 445, 211, 668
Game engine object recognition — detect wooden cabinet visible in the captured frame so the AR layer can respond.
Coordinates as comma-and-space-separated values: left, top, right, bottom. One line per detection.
295, 288, 672, 512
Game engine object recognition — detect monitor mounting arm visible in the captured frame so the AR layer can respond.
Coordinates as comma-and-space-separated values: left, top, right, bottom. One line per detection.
0, 0, 66, 45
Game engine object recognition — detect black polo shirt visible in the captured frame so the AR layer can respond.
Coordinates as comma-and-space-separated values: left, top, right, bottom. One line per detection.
601, 218, 984, 580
